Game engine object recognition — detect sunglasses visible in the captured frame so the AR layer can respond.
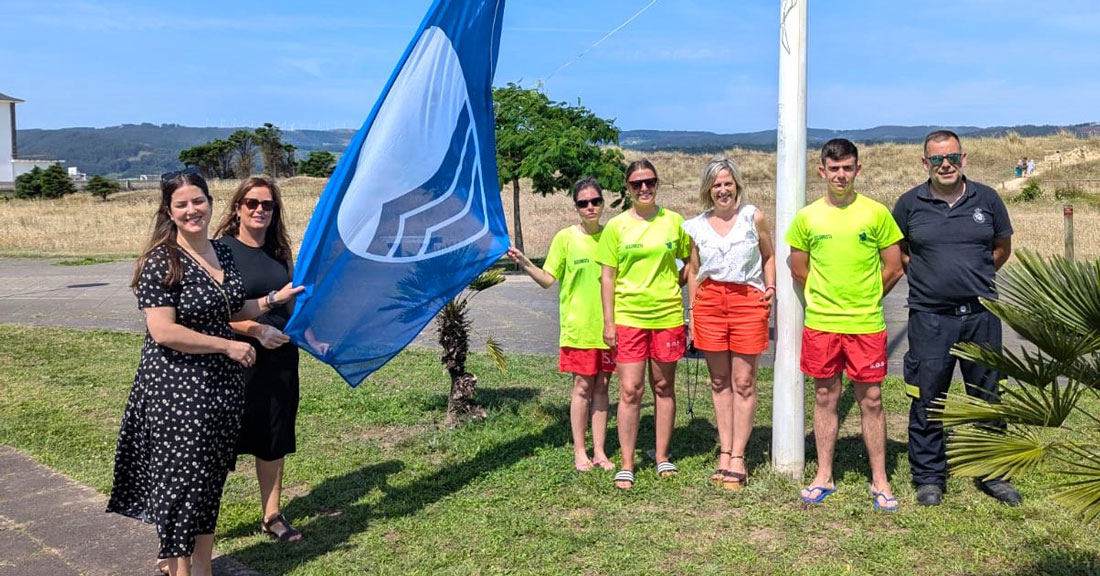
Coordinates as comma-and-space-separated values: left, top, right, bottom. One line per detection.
627, 177, 659, 191
926, 153, 964, 167
575, 197, 604, 208
160, 165, 201, 181
241, 198, 275, 211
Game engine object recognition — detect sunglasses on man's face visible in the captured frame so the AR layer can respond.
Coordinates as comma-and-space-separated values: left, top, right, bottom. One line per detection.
161, 165, 201, 181
925, 153, 964, 167
575, 197, 604, 209
627, 177, 659, 191
241, 198, 275, 211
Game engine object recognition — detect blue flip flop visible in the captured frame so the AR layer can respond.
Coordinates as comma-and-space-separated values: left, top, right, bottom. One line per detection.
870, 488, 899, 512
800, 485, 836, 503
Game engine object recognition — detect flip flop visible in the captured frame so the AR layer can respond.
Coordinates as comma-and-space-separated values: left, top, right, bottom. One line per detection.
800, 484, 836, 503
591, 458, 615, 471
870, 487, 899, 512
656, 461, 678, 478
613, 469, 634, 490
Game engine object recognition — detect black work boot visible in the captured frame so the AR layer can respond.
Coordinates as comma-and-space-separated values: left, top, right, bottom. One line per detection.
977, 478, 1022, 506
916, 484, 943, 506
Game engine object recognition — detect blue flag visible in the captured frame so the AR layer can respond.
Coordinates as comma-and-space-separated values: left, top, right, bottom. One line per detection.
285, 0, 510, 386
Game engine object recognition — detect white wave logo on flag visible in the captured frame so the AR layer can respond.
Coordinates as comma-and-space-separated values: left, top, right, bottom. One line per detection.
336, 26, 488, 263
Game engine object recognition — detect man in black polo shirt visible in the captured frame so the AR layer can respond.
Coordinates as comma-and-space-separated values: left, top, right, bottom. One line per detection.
892, 130, 1021, 507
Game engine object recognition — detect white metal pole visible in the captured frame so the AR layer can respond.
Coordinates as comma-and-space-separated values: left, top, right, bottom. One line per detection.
772, 0, 807, 479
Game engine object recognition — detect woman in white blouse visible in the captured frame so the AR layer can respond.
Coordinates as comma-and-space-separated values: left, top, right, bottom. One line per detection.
682, 157, 776, 491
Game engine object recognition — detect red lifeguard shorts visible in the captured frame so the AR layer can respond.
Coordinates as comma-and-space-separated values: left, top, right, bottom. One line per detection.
559, 347, 616, 376
615, 325, 687, 364
800, 327, 888, 383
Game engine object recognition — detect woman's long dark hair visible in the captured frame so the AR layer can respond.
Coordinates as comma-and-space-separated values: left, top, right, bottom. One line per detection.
131, 171, 212, 288
213, 176, 292, 263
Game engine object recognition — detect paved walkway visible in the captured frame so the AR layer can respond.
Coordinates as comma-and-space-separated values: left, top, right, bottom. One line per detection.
0, 257, 1027, 575
0, 257, 1027, 375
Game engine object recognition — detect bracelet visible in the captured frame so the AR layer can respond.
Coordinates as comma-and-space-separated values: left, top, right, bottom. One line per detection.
764, 286, 776, 292
266, 290, 278, 307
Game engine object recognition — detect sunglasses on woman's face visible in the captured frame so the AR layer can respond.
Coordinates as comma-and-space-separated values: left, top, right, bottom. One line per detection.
241, 198, 275, 211
575, 197, 604, 208
627, 177, 658, 191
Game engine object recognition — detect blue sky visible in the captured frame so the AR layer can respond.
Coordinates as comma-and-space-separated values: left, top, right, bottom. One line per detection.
2, 0, 1097, 132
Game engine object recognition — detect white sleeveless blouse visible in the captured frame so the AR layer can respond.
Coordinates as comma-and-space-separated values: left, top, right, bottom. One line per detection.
681, 205, 765, 290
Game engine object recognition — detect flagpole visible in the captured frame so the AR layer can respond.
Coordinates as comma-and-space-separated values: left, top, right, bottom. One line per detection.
772, 0, 807, 479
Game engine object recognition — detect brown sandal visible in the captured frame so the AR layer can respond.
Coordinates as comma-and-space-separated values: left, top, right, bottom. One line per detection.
722, 455, 748, 491
261, 512, 303, 542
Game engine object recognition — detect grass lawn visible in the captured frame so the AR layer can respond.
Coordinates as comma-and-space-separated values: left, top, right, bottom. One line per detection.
1, 324, 1098, 575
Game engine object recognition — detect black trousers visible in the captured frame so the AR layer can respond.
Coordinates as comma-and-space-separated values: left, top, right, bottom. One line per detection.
904, 308, 1003, 487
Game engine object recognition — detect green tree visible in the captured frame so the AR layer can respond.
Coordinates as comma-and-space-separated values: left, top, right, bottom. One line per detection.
280, 143, 298, 177
228, 129, 257, 178
40, 164, 77, 198
935, 251, 1100, 522
86, 174, 121, 201
255, 123, 291, 177
493, 83, 625, 252
297, 150, 337, 177
13, 166, 44, 199
178, 139, 235, 179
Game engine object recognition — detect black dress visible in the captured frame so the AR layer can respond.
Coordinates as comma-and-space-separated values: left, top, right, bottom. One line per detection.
221, 236, 300, 462
107, 242, 246, 559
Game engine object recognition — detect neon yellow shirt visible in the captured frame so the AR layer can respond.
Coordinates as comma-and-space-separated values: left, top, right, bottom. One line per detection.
784, 194, 903, 334
596, 207, 691, 329
543, 225, 607, 349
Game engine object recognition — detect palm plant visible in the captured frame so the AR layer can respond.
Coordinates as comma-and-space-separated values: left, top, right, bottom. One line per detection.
437, 268, 507, 427
934, 251, 1100, 521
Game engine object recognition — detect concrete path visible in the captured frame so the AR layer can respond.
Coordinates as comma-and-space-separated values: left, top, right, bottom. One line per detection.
0, 446, 259, 576
0, 256, 1027, 376
0, 256, 1026, 576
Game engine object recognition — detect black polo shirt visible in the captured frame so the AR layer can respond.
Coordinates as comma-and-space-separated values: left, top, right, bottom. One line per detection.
892, 178, 1012, 312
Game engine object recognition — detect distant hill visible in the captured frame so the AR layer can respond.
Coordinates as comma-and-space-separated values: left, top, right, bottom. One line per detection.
15, 123, 356, 178
620, 123, 1100, 152
16, 122, 1098, 177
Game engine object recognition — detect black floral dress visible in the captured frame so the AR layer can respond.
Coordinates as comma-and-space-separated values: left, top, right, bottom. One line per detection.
107, 242, 246, 559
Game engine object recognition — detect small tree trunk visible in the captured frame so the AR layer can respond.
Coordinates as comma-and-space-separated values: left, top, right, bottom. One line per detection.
445, 372, 485, 428
511, 178, 524, 253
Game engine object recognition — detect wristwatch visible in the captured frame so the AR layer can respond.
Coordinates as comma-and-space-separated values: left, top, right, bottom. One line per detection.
266, 290, 278, 307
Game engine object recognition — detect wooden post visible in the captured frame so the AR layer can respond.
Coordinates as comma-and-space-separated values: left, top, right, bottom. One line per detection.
1064, 204, 1074, 261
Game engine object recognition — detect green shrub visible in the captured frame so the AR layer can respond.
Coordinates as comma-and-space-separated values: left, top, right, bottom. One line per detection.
86, 175, 121, 201
1014, 179, 1042, 203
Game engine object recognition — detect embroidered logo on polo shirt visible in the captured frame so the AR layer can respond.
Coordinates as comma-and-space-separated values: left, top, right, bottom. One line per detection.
859, 232, 868, 242
972, 208, 986, 223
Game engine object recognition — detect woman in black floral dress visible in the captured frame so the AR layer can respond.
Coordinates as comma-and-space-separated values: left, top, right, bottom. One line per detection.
107, 167, 301, 576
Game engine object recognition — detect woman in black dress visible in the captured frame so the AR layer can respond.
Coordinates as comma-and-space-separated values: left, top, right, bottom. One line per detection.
108, 167, 301, 576
214, 176, 303, 542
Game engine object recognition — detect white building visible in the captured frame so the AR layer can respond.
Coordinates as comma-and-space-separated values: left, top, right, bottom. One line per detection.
0, 92, 21, 188
0, 92, 66, 191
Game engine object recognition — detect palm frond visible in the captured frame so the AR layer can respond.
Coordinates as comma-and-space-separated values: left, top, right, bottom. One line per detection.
933, 380, 1083, 427
485, 336, 507, 374
1049, 444, 1100, 523
945, 426, 1048, 479
993, 250, 1100, 338
982, 301, 1100, 363
468, 268, 506, 292
951, 342, 1065, 388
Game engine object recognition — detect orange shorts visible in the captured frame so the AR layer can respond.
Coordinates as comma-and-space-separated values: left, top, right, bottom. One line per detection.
615, 325, 686, 364
691, 279, 771, 354
800, 327, 887, 383
559, 347, 616, 376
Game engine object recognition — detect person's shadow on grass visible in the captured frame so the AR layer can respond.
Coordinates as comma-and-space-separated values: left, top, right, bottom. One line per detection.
226, 386, 572, 575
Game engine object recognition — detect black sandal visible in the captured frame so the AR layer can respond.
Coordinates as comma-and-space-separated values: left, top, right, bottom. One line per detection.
261, 512, 303, 542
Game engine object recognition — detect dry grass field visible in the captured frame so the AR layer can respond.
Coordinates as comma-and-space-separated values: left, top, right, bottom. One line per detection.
1, 133, 1097, 261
